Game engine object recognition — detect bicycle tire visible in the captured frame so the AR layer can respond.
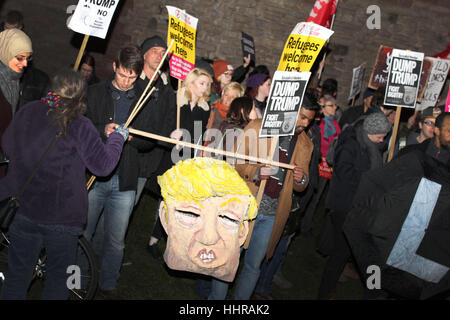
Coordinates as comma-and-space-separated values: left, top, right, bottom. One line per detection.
0, 232, 99, 300
69, 235, 99, 300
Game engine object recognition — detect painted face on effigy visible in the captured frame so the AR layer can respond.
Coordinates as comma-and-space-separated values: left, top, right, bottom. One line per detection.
158, 158, 257, 282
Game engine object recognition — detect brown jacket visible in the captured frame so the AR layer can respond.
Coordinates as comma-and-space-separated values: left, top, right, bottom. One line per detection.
234, 119, 313, 259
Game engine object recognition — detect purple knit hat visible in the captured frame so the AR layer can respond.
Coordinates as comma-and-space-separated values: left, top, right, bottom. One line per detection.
246, 73, 269, 88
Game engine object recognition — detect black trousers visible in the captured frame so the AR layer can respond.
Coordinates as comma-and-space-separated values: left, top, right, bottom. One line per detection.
317, 210, 352, 299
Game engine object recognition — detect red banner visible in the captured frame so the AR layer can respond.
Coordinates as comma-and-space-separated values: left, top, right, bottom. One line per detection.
306, 0, 338, 29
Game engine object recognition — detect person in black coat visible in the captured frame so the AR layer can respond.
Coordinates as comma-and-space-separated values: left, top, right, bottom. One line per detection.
317, 112, 392, 299
83, 46, 155, 298
343, 124, 450, 299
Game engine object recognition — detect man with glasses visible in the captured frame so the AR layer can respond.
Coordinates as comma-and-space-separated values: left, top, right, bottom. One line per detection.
395, 106, 443, 155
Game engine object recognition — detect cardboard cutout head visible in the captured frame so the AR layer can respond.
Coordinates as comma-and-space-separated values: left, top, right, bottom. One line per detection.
158, 157, 258, 282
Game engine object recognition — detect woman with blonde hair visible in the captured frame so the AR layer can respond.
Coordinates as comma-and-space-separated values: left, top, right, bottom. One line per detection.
176, 68, 212, 149
0, 69, 128, 299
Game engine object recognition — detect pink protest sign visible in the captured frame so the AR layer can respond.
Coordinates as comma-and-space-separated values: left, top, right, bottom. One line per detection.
166, 6, 198, 81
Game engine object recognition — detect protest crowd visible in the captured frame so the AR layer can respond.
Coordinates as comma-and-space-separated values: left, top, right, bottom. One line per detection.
0, 2, 449, 301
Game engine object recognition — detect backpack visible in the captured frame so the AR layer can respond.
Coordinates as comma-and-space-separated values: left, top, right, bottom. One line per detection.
325, 135, 339, 166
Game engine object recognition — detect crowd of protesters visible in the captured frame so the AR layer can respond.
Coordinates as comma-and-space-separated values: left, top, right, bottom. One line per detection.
0, 9, 449, 301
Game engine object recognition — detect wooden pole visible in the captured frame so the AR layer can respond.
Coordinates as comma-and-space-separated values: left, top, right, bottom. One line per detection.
128, 128, 294, 170
177, 79, 182, 130
73, 34, 89, 71
244, 136, 280, 249
387, 106, 402, 162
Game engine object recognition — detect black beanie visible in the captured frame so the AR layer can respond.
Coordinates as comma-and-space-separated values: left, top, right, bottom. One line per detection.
140, 36, 167, 55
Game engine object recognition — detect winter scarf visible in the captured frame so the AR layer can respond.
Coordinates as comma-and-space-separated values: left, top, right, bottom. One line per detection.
0, 61, 21, 112
323, 115, 337, 139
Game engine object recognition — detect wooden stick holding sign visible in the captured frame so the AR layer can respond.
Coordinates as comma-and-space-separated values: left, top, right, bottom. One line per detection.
177, 79, 182, 129
384, 49, 424, 162
73, 34, 89, 71
128, 128, 295, 170
387, 106, 402, 162
244, 136, 279, 249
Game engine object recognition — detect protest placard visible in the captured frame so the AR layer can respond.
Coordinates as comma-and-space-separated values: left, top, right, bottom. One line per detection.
277, 22, 333, 72
384, 49, 424, 108
166, 6, 198, 81
368, 45, 392, 89
369, 45, 432, 102
259, 71, 311, 138
68, 0, 120, 39
348, 63, 366, 100
241, 32, 256, 64
416, 57, 450, 110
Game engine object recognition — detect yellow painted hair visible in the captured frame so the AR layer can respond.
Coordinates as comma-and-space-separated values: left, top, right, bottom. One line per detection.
158, 157, 258, 222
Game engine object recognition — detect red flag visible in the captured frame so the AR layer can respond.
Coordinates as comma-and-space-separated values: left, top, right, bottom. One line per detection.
306, 0, 338, 29
433, 44, 450, 75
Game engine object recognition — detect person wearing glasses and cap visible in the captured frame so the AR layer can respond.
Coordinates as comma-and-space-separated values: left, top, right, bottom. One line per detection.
0, 28, 32, 179
394, 106, 443, 156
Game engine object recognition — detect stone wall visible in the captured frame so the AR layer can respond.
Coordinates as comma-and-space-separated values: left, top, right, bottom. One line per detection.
1, 0, 449, 109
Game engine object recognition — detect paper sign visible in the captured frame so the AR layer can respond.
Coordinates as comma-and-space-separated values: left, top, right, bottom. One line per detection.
68, 0, 120, 39
369, 45, 432, 103
277, 22, 333, 72
166, 6, 198, 81
416, 57, 450, 111
318, 157, 332, 179
241, 32, 256, 64
384, 49, 424, 108
348, 63, 366, 100
259, 71, 311, 138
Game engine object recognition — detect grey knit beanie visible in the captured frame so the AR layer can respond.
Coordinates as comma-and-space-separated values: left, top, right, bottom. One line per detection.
363, 112, 391, 134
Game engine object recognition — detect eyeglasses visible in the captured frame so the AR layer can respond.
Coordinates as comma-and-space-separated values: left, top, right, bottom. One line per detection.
324, 104, 336, 108
222, 72, 233, 77
15, 55, 32, 63
423, 120, 435, 127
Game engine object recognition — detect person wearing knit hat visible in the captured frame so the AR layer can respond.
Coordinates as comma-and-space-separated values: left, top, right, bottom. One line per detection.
140, 35, 167, 81
245, 73, 271, 117
135, 35, 177, 261
363, 112, 392, 142
318, 111, 390, 300
213, 59, 234, 85
0, 28, 33, 178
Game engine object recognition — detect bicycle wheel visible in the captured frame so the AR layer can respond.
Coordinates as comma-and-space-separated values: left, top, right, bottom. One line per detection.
69, 235, 99, 300
0, 233, 99, 300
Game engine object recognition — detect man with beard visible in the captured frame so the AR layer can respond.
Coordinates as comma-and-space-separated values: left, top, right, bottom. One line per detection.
208, 95, 318, 300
